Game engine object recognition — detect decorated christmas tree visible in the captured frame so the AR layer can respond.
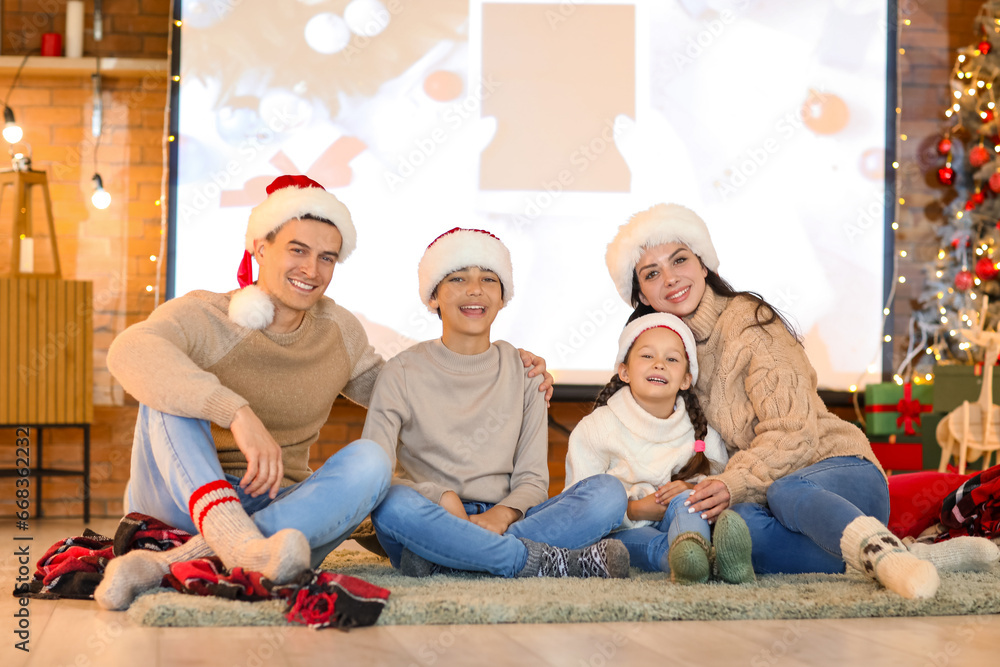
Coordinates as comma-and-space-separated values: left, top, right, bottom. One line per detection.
910, 2, 1000, 377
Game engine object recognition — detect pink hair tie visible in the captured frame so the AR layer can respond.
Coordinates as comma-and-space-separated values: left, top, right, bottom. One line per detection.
693, 440, 705, 453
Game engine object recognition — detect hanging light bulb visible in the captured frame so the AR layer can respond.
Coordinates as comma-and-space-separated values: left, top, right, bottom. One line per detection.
91, 173, 111, 209
3, 106, 23, 143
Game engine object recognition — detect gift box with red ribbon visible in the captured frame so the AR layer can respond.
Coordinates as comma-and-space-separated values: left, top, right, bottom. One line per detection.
864, 382, 934, 437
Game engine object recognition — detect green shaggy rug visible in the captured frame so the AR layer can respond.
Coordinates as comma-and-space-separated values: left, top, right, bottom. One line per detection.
126, 548, 1000, 627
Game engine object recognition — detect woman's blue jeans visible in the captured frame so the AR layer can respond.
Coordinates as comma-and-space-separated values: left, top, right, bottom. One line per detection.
612, 489, 710, 572
729, 456, 889, 574
370, 474, 628, 577
125, 405, 392, 568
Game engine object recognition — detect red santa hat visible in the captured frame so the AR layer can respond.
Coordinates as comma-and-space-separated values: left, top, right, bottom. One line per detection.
417, 228, 514, 310
605, 203, 719, 305
229, 175, 356, 329
616, 312, 699, 384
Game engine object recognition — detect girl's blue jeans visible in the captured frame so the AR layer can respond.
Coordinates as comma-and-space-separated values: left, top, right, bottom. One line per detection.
370, 474, 628, 577
125, 405, 392, 568
613, 489, 710, 572
729, 456, 889, 574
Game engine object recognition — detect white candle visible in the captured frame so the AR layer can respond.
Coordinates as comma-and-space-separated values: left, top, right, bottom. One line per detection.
65, 1, 84, 58
19, 237, 34, 274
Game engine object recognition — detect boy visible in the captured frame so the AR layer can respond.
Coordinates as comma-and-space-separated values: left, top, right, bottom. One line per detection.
364, 228, 629, 578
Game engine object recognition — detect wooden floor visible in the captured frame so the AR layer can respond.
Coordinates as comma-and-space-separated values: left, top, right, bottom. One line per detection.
3, 519, 999, 667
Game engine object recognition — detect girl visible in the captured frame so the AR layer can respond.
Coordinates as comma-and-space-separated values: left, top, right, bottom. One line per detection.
602, 203, 1000, 599
565, 312, 754, 584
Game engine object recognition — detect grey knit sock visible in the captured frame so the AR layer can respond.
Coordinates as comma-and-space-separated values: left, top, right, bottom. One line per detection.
95, 535, 214, 610
904, 536, 1000, 572
516, 538, 629, 579
399, 548, 464, 577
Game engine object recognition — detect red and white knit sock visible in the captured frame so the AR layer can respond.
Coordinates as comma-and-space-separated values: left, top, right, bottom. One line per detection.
95, 536, 213, 610
189, 480, 310, 584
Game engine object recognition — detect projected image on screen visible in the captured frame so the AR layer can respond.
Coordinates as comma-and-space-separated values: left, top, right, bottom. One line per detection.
174, 0, 889, 390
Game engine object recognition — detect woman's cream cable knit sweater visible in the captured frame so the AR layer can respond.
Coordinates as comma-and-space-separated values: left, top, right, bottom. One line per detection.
684, 287, 883, 505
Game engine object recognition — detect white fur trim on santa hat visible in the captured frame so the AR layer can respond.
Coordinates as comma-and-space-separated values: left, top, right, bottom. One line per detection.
228, 285, 275, 330
246, 186, 357, 262
605, 203, 719, 305
616, 313, 699, 383
418, 229, 514, 310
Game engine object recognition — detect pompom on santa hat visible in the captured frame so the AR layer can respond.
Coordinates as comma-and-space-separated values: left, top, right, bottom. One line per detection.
605, 203, 719, 305
229, 174, 356, 329
418, 228, 514, 310
616, 312, 699, 384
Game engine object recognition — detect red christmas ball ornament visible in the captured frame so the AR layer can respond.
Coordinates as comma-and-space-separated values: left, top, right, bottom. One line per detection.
970, 145, 992, 167
955, 270, 975, 291
966, 198, 978, 211
938, 166, 955, 184
974, 191, 986, 205
938, 138, 952, 154
984, 110, 996, 123
989, 172, 1000, 192
976, 256, 1000, 280
979, 40, 992, 55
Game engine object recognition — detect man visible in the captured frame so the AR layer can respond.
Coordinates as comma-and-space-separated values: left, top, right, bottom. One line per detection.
95, 175, 393, 610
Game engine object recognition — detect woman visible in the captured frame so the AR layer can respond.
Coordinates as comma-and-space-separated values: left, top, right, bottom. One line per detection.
603, 204, 999, 599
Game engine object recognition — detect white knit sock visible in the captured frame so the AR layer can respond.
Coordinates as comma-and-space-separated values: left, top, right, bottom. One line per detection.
904, 536, 1000, 572
189, 480, 310, 584
94, 536, 213, 610
840, 516, 939, 600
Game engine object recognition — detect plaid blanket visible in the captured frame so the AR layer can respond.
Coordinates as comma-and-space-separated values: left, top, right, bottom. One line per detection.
14, 513, 389, 629
938, 464, 1000, 541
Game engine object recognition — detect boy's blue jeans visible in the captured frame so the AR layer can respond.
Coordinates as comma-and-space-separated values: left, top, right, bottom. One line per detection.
729, 456, 890, 574
125, 405, 392, 568
613, 489, 710, 572
370, 474, 628, 577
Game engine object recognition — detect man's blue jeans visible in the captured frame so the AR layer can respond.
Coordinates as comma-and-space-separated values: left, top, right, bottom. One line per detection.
613, 489, 710, 572
729, 456, 889, 574
125, 405, 392, 568
370, 474, 628, 577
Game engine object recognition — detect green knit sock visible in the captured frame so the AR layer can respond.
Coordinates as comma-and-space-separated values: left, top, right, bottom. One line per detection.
713, 509, 755, 584
667, 532, 711, 584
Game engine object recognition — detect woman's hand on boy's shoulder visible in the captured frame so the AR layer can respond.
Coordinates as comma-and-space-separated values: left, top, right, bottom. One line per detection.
518, 348, 554, 407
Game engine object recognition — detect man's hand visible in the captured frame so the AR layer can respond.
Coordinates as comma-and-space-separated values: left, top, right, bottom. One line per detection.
626, 495, 666, 522
230, 405, 283, 499
685, 479, 731, 522
469, 504, 521, 535
518, 349, 554, 406
440, 491, 469, 521
653, 480, 695, 505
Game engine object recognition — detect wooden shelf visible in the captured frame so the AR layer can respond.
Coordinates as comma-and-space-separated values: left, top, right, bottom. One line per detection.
0, 55, 168, 78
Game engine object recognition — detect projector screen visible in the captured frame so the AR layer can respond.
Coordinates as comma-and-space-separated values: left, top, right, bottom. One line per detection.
170, 0, 893, 391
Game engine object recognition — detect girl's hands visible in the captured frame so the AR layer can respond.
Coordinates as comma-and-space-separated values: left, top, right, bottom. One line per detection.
626, 495, 667, 522
685, 479, 731, 522
653, 480, 695, 505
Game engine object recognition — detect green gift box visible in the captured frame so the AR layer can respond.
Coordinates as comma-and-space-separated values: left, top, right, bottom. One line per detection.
863, 382, 934, 437
931, 363, 1000, 412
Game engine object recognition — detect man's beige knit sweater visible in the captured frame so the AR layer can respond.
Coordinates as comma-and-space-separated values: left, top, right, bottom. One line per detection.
684, 288, 884, 505
107, 290, 384, 486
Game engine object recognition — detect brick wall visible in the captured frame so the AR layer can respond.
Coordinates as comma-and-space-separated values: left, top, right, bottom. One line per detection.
0, 1, 981, 518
